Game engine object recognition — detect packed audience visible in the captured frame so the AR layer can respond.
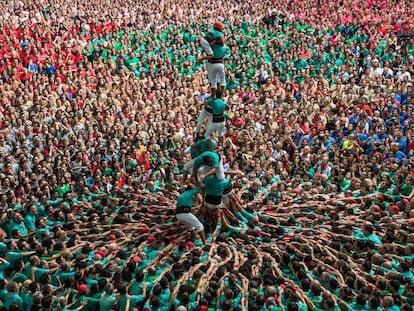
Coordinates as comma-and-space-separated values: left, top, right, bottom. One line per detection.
0, 0, 414, 310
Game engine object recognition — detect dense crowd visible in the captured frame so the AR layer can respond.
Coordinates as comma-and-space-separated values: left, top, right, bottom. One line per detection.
0, 0, 414, 310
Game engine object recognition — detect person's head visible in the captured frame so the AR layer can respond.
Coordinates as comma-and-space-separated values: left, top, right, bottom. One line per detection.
382, 295, 394, 308
213, 21, 224, 32
287, 301, 299, 311
323, 297, 335, 309
355, 293, 367, 306
362, 222, 374, 236
369, 296, 381, 309
310, 282, 322, 296
203, 156, 212, 166
6, 281, 18, 293
104, 283, 114, 295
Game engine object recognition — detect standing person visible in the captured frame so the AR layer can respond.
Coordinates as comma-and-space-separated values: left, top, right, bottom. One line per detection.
199, 21, 227, 98
204, 90, 228, 143
175, 184, 207, 245
201, 175, 232, 229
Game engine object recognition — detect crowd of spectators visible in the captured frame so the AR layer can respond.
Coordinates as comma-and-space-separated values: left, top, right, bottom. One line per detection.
0, 0, 414, 310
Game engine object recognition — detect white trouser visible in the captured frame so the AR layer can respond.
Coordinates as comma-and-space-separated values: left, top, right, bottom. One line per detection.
200, 37, 226, 89
195, 108, 212, 134
176, 213, 204, 232
206, 62, 226, 89
197, 159, 225, 181
204, 121, 225, 138
222, 190, 233, 207
183, 158, 196, 172
200, 37, 214, 56
204, 201, 223, 211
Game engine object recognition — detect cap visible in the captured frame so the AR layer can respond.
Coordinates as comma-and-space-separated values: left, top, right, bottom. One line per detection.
78, 284, 88, 295
140, 227, 150, 234
147, 236, 156, 243
254, 230, 263, 236
390, 205, 400, 213
372, 205, 381, 213
133, 256, 142, 264
213, 21, 224, 32
95, 250, 105, 258
186, 241, 195, 249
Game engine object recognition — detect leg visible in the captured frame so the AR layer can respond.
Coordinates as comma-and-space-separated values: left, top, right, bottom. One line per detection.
218, 63, 226, 94
203, 119, 214, 139
215, 158, 225, 180
183, 158, 196, 182
195, 108, 209, 134
177, 213, 206, 244
200, 37, 213, 56
217, 122, 225, 145
208, 62, 218, 98
198, 230, 207, 245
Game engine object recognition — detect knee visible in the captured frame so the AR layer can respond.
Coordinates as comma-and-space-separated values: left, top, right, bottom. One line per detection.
196, 223, 204, 232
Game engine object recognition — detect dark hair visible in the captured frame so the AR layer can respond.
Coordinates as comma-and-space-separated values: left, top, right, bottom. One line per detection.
152, 284, 162, 296
287, 302, 299, 311
151, 296, 161, 308
135, 270, 145, 282
117, 284, 127, 295
355, 293, 367, 305
369, 296, 381, 308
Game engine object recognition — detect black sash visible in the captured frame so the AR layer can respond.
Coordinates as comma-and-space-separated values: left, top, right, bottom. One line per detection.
212, 114, 225, 123
205, 194, 222, 205
223, 184, 233, 194
208, 58, 224, 63
175, 206, 191, 214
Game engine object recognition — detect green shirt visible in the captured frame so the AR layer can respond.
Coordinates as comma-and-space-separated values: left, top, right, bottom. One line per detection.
100, 293, 117, 311
194, 151, 220, 169
208, 98, 228, 115
205, 29, 226, 58
176, 188, 200, 208
56, 184, 70, 198
191, 139, 217, 158
203, 176, 231, 196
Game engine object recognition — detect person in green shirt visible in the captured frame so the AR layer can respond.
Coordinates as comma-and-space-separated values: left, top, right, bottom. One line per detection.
199, 21, 227, 98
100, 283, 117, 311
202, 175, 231, 212
193, 151, 225, 181
351, 222, 382, 245
23, 205, 37, 232
203, 91, 228, 142
175, 185, 206, 245
3, 281, 23, 310
56, 177, 71, 198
